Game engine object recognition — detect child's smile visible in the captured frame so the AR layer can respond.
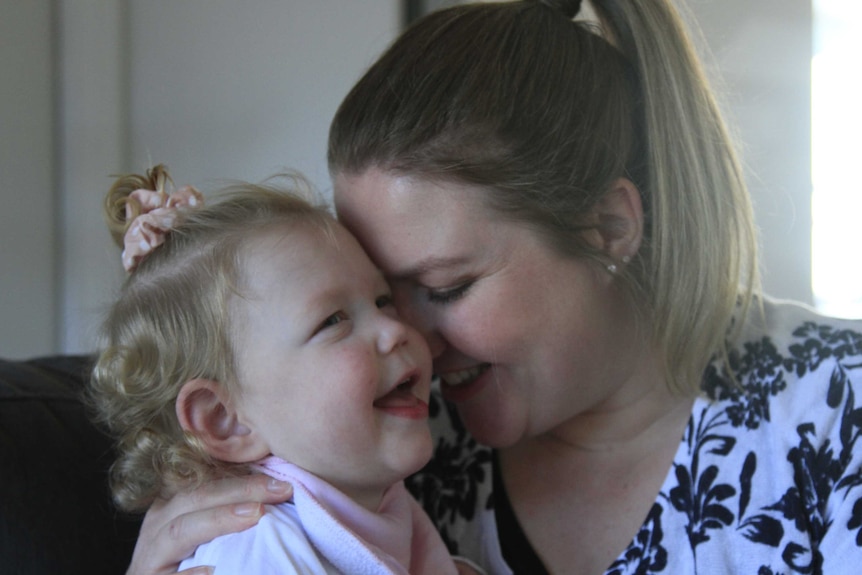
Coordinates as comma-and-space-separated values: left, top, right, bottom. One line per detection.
373, 369, 428, 419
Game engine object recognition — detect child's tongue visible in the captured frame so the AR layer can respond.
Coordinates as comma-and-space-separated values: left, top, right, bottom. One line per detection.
373, 385, 418, 408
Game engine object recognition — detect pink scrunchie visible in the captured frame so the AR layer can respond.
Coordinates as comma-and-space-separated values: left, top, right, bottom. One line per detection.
122, 185, 204, 272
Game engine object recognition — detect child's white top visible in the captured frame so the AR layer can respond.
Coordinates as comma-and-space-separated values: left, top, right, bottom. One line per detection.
179, 501, 339, 574
180, 456, 458, 575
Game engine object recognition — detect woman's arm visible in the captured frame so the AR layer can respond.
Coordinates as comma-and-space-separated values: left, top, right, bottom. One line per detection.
126, 474, 292, 575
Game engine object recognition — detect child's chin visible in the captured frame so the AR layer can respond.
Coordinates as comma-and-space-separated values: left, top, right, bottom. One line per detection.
405, 434, 435, 475
387, 435, 433, 479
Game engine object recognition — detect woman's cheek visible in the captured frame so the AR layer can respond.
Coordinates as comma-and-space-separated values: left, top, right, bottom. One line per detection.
447, 296, 515, 351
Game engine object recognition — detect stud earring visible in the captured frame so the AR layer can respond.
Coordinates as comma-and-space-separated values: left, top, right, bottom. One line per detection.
607, 263, 618, 274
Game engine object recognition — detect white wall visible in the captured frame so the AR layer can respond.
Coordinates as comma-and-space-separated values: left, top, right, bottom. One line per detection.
126, 1, 398, 190
691, 0, 813, 305
0, 0, 56, 358
0, 0, 815, 359
57, 0, 129, 358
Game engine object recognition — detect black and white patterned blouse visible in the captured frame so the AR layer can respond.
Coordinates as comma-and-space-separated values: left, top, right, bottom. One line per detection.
405, 298, 862, 574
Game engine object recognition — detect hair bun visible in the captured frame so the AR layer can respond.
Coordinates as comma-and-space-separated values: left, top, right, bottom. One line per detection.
537, 0, 582, 19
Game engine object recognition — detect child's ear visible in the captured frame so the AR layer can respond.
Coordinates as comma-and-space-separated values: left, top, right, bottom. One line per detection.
588, 177, 643, 263
175, 379, 269, 463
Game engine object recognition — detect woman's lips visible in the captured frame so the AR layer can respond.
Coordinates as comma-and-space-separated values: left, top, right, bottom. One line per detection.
440, 364, 488, 386
439, 364, 491, 402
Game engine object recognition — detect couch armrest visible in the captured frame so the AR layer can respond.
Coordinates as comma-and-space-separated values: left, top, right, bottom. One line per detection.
0, 355, 141, 575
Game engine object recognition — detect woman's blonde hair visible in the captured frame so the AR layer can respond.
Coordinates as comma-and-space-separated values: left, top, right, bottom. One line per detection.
328, 0, 760, 393
90, 166, 333, 512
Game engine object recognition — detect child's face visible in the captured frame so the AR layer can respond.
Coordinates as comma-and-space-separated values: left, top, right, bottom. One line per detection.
232, 221, 433, 509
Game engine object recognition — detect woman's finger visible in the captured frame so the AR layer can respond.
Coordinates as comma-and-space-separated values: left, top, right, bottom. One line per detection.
157, 473, 292, 520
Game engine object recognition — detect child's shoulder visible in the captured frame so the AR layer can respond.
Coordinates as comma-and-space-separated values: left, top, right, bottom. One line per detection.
178, 503, 338, 574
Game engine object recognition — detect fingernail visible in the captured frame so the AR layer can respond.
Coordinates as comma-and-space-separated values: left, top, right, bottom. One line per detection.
233, 502, 261, 517
267, 478, 290, 494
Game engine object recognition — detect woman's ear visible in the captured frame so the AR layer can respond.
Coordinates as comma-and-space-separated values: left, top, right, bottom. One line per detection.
176, 379, 269, 463
591, 177, 643, 262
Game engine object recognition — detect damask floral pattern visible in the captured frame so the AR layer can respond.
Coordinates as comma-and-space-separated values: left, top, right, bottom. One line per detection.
405, 300, 862, 574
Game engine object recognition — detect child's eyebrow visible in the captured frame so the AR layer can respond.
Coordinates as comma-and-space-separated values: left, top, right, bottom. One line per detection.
304, 287, 341, 308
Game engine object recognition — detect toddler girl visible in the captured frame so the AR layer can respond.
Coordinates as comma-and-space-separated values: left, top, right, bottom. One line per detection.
90, 165, 476, 574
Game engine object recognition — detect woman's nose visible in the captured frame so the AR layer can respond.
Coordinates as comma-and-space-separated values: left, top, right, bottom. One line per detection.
416, 325, 446, 359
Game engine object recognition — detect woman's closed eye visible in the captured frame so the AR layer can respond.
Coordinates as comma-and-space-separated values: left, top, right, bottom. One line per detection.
426, 281, 472, 305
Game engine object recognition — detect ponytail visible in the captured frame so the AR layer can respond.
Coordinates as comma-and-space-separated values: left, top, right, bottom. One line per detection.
592, 0, 760, 390
104, 164, 173, 247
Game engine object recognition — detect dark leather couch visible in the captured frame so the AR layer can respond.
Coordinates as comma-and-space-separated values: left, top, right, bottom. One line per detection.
0, 354, 142, 575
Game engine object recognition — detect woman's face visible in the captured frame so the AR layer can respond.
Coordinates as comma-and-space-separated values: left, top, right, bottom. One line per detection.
333, 168, 645, 448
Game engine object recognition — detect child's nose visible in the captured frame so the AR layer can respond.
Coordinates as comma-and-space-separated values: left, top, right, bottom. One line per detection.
376, 315, 409, 355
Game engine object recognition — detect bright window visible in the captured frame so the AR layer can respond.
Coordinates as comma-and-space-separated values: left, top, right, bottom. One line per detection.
811, 0, 862, 318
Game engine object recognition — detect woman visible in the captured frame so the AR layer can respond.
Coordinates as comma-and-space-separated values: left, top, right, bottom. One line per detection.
128, 1, 862, 573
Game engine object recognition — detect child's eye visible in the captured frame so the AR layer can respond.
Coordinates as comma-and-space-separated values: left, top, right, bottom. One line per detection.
375, 294, 394, 309
318, 311, 348, 331
426, 282, 472, 305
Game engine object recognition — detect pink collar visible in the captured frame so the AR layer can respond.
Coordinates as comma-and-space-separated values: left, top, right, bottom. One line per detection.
253, 456, 456, 575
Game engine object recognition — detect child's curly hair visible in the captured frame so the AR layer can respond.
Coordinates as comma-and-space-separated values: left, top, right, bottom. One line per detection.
90, 166, 333, 512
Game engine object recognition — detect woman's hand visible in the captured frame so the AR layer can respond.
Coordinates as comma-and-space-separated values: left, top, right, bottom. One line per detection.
126, 474, 292, 575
